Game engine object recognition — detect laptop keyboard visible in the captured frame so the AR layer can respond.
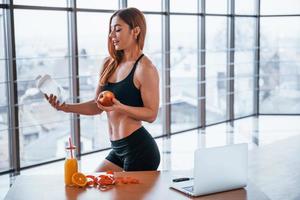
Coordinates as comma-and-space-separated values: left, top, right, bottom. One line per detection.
182, 186, 194, 192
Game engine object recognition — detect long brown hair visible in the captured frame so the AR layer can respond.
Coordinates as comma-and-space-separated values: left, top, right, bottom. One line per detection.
99, 7, 147, 85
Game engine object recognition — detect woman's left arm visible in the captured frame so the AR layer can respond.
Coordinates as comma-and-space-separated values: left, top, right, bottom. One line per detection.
118, 62, 159, 123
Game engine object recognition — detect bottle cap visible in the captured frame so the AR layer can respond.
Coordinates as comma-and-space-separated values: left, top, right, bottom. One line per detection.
66, 146, 76, 150
35, 74, 51, 89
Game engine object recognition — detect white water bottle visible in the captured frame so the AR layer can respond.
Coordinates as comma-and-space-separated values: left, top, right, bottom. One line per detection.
35, 74, 67, 103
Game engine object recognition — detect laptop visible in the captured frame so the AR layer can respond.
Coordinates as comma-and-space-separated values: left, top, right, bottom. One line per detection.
170, 143, 248, 197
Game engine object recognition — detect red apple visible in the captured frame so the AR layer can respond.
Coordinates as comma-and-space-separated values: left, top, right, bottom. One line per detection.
98, 91, 115, 107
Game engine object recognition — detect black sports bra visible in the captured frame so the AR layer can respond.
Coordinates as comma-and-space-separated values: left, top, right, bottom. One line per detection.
102, 54, 144, 107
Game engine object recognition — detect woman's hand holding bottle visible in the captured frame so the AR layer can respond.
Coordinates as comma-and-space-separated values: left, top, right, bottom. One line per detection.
45, 94, 68, 112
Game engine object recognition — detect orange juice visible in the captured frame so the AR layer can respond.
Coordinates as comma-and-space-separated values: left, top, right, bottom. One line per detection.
64, 146, 78, 186
64, 158, 78, 186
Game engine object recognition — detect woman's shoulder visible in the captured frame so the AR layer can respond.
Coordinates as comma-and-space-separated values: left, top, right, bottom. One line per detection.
137, 55, 157, 72
135, 55, 159, 80
99, 56, 111, 72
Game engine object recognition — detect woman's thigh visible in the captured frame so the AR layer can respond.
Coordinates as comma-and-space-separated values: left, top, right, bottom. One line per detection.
95, 159, 123, 172
124, 142, 161, 171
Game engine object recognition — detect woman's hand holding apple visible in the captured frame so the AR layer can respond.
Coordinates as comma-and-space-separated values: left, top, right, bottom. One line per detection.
96, 91, 122, 112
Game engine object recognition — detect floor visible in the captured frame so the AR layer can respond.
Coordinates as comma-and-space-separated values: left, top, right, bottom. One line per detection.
1, 116, 300, 200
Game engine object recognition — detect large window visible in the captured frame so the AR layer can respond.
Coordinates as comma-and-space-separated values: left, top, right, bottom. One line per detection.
142, 14, 163, 136
14, 0, 66, 7
260, 17, 300, 114
3, 0, 300, 174
14, 10, 71, 166
205, 16, 227, 124
170, 15, 198, 132
206, 0, 227, 14
77, 0, 118, 10
170, 0, 198, 13
261, 0, 300, 15
128, 0, 161, 12
77, 12, 111, 153
235, 0, 256, 15
0, 8, 9, 172
234, 18, 256, 117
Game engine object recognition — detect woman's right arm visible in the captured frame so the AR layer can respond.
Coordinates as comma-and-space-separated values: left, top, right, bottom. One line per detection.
45, 94, 103, 115
45, 57, 109, 115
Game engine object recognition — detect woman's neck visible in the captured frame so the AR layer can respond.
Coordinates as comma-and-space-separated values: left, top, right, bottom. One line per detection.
122, 45, 142, 62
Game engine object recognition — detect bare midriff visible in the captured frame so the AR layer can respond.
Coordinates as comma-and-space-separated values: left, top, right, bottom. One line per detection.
107, 111, 142, 141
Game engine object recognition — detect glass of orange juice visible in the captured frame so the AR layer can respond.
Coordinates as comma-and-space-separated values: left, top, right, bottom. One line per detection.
64, 146, 78, 186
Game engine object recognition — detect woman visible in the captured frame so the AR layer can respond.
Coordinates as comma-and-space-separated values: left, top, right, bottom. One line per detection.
45, 7, 160, 172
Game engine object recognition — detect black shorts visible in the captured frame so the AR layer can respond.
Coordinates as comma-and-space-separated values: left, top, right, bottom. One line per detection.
105, 126, 160, 171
